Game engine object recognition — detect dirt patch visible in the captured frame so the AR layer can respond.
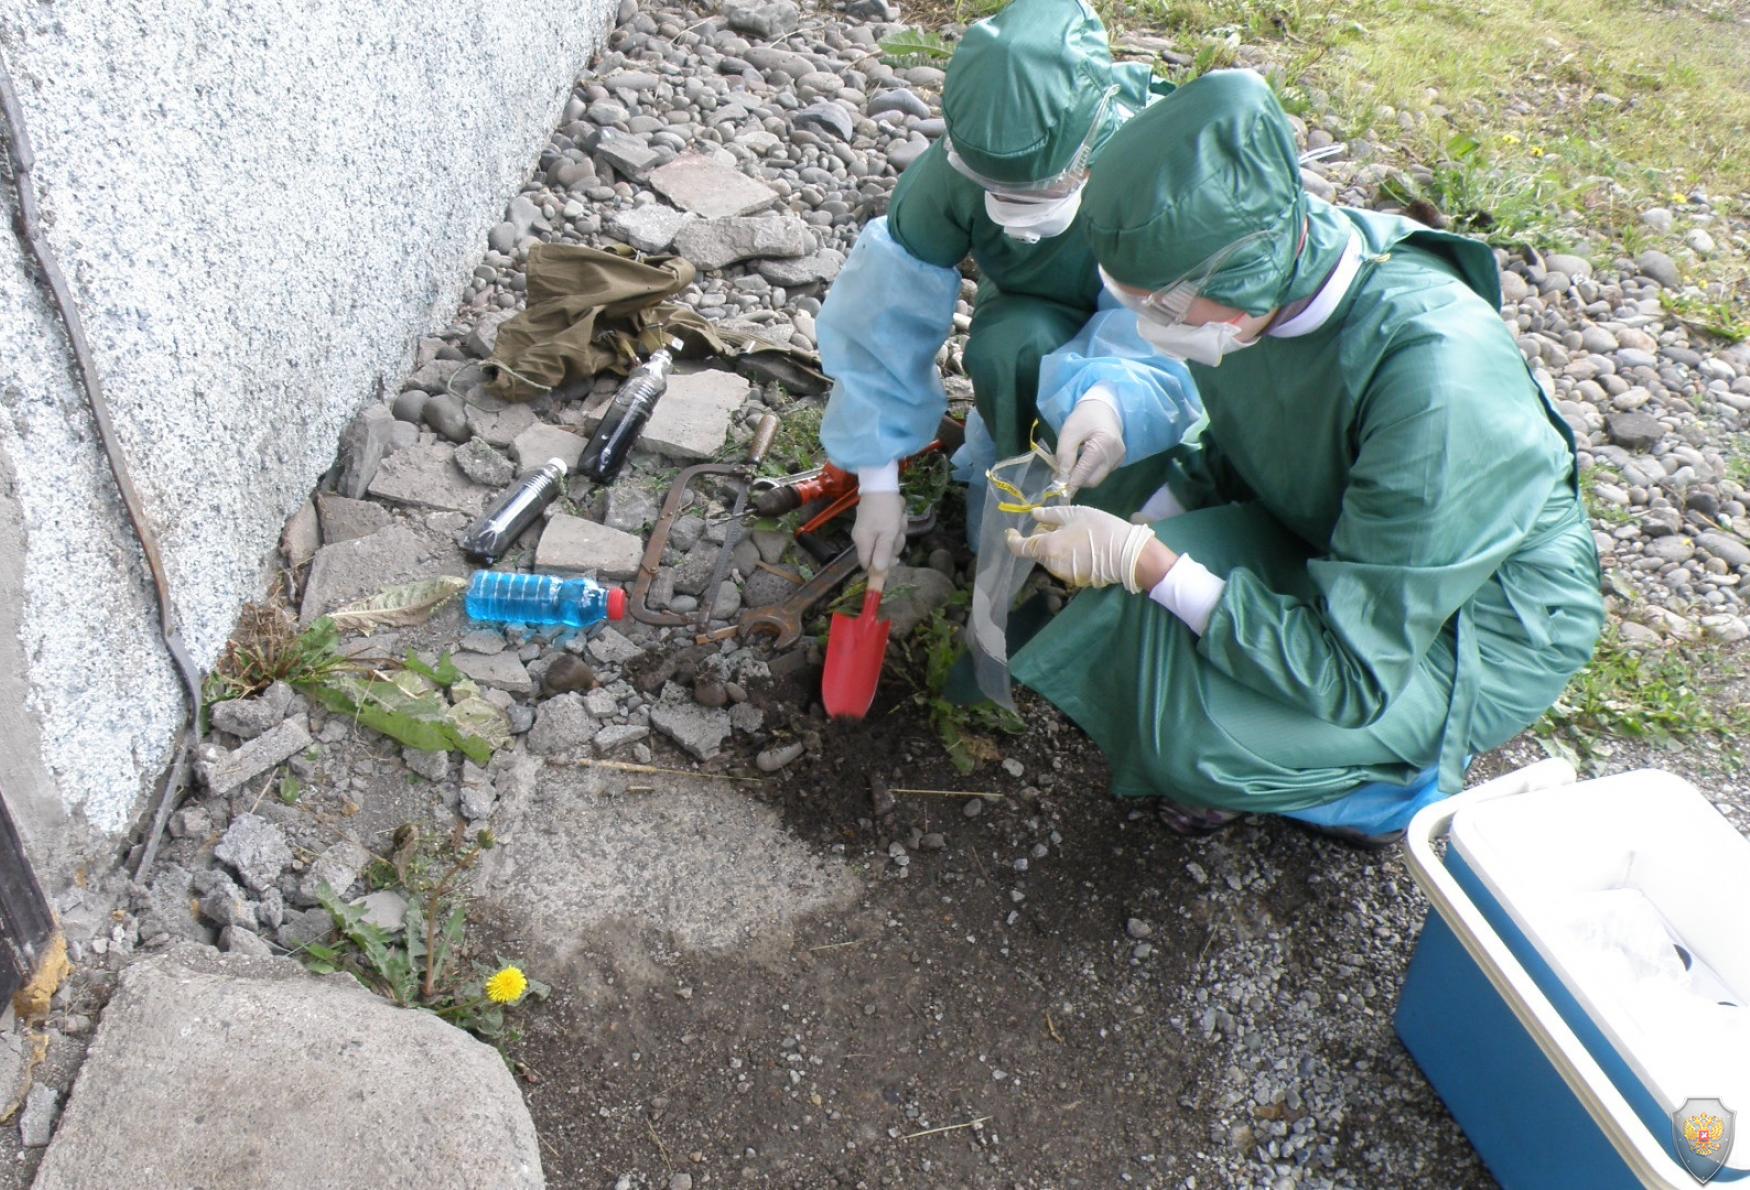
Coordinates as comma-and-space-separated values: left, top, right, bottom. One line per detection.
494, 626, 1501, 1187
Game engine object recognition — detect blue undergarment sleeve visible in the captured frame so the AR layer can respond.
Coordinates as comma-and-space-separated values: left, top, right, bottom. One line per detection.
1035, 302, 1203, 464
818, 217, 963, 472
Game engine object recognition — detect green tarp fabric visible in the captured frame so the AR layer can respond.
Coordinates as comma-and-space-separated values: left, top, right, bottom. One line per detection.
482, 243, 827, 401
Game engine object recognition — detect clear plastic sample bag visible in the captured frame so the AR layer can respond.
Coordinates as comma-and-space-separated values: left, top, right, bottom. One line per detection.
965, 443, 1066, 709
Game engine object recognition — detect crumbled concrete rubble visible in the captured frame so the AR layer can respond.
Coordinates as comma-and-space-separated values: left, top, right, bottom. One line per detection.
30, 945, 542, 1189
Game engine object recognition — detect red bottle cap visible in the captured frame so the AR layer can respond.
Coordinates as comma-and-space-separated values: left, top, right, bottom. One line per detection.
607, 587, 627, 621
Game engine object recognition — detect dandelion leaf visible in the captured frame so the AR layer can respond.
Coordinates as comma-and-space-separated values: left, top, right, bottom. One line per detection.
329, 577, 468, 634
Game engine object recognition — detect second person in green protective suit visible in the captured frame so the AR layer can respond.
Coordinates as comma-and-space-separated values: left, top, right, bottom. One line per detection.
814, 0, 1180, 586
1006, 70, 1605, 843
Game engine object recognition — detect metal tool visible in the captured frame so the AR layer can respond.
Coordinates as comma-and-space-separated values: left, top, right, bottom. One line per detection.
749, 415, 968, 540
736, 546, 862, 649
628, 462, 742, 627
750, 462, 854, 519
695, 412, 780, 631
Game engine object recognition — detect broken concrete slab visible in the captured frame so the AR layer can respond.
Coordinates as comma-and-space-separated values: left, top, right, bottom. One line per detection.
477, 765, 856, 956
454, 437, 516, 487
511, 423, 587, 473
650, 699, 732, 760
534, 515, 644, 579
671, 215, 808, 271
297, 840, 371, 904
315, 492, 392, 545
605, 204, 694, 254
209, 680, 294, 740
671, 540, 721, 596
648, 153, 779, 219
466, 400, 538, 448
31, 945, 543, 1190
351, 889, 408, 932
367, 442, 491, 515
299, 524, 426, 624
641, 369, 750, 461
464, 309, 517, 359
137, 863, 208, 943
593, 128, 662, 181
337, 405, 395, 499
586, 626, 644, 665
452, 651, 535, 697
526, 692, 597, 757
604, 484, 660, 534
196, 716, 312, 798
281, 500, 319, 568
212, 811, 295, 893
19, 1083, 60, 1148
756, 247, 845, 288
592, 724, 649, 753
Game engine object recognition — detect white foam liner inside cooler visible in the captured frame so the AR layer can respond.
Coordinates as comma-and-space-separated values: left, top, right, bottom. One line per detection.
1448, 769, 1750, 1171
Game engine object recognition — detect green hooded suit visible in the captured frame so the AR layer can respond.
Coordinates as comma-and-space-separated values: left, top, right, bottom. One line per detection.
1012, 71, 1604, 809
885, 0, 1164, 456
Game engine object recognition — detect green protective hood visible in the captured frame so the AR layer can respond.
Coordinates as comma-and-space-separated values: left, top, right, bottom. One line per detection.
1082, 69, 1339, 313
942, 0, 1129, 187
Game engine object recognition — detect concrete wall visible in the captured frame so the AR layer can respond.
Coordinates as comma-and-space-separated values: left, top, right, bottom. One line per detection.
0, 0, 616, 884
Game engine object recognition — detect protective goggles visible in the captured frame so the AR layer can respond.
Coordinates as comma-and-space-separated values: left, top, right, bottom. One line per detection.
944, 85, 1119, 202
1099, 226, 1279, 330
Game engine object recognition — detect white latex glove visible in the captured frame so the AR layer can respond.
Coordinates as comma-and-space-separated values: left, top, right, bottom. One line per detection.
1004, 504, 1157, 593
1053, 390, 1126, 497
852, 490, 907, 581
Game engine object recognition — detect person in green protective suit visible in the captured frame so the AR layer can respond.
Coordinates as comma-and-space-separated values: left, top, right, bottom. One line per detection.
1005, 69, 1604, 842
816, 0, 1171, 585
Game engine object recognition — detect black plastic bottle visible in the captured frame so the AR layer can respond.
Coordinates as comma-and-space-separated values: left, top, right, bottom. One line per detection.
459, 458, 567, 563
579, 337, 683, 483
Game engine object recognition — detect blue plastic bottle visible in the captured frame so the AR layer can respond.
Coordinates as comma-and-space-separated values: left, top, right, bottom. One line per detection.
465, 571, 627, 630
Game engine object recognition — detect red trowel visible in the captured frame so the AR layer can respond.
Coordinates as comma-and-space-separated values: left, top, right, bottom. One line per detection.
822, 576, 891, 719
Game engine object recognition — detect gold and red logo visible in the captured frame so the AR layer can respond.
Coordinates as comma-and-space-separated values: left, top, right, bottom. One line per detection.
1673, 1099, 1736, 1184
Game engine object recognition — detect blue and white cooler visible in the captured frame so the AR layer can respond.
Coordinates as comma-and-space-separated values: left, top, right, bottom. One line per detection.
1397, 759, 1749, 1187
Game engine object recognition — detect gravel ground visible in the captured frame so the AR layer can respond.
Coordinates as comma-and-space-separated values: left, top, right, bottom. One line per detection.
9, 0, 1750, 1185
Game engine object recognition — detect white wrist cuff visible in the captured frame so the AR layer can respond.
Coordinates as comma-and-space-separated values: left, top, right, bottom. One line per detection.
1148, 553, 1226, 636
856, 461, 901, 493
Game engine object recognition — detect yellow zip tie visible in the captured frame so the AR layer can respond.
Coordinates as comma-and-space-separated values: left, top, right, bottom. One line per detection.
988, 424, 1069, 515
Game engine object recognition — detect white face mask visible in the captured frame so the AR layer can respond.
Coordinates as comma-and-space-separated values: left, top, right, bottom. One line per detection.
985, 188, 1083, 243
1135, 316, 1257, 367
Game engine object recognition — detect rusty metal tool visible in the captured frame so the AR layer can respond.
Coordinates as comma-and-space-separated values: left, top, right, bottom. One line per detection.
736, 545, 862, 649
628, 461, 741, 626
751, 462, 855, 519
695, 412, 779, 632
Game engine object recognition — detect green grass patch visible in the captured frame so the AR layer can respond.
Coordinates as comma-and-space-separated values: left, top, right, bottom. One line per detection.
898, 591, 1026, 773
1537, 624, 1750, 768
303, 823, 548, 1049
1662, 289, 1750, 343
757, 400, 826, 479
1098, 0, 1750, 270
1580, 464, 1632, 526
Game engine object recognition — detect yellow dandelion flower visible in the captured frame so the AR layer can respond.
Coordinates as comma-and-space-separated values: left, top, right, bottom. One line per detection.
485, 965, 529, 1004
1500, 133, 1521, 146
1529, 146, 1545, 158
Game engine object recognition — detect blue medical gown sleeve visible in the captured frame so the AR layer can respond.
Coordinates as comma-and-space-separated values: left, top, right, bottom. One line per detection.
1035, 302, 1203, 464
818, 217, 962, 471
